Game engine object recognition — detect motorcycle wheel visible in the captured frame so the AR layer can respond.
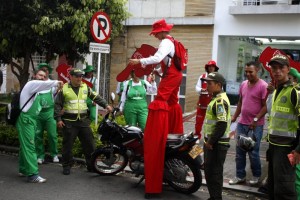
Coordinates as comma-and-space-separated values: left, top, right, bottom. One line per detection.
164, 155, 202, 194
91, 147, 128, 175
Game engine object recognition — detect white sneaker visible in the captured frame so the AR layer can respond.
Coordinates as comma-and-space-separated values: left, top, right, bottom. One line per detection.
229, 177, 246, 185
37, 158, 44, 165
53, 156, 59, 163
249, 176, 260, 185
27, 175, 47, 183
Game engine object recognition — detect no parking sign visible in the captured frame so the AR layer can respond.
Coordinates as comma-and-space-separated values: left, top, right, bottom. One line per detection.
90, 11, 112, 43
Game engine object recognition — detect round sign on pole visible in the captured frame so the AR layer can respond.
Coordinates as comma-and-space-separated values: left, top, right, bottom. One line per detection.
90, 11, 112, 43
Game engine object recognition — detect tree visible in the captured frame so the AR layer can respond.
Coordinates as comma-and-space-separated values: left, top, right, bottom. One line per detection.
0, 0, 129, 89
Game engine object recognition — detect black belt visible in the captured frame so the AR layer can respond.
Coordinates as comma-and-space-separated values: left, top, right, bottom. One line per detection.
63, 113, 88, 120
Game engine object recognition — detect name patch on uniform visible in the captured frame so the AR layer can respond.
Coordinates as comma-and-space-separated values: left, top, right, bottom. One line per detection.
275, 106, 290, 113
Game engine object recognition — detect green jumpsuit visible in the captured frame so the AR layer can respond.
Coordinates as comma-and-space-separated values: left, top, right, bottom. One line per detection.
35, 90, 58, 160
17, 95, 42, 176
85, 77, 97, 121
123, 80, 148, 131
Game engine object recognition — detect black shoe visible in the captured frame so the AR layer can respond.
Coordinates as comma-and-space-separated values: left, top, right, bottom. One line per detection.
144, 193, 160, 199
63, 168, 70, 175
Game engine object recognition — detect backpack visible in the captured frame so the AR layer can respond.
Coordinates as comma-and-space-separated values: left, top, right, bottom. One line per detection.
6, 92, 35, 126
166, 36, 188, 71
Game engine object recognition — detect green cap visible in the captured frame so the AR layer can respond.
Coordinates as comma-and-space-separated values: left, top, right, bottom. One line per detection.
83, 65, 95, 73
37, 63, 53, 73
201, 72, 226, 85
69, 68, 84, 76
289, 68, 300, 83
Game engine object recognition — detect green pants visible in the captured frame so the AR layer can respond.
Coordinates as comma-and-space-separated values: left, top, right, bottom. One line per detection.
87, 98, 96, 122
17, 113, 39, 176
123, 100, 148, 131
35, 109, 58, 159
296, 164, 300, 200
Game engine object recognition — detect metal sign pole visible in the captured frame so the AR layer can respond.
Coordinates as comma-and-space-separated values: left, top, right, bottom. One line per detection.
95, 52, 101, 126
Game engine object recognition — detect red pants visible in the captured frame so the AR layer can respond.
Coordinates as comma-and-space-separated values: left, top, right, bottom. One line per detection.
195, 94, 211, 138
144, 66, 183, 194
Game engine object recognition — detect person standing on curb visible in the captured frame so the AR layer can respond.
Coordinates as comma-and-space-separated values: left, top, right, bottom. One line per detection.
267, 54, 300, 200
83, 65, 98, 122
195, 60, 219, 138
229, 61, 268, 186
120, 71, 157, 131
54, 68, 112, 175
35, 63, 60, 164
201, 72, 230, 200
17, 69, 63, 183
129, 18, 184, 199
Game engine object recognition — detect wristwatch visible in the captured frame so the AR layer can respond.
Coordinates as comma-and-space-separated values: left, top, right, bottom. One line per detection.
253, 117, 258, 122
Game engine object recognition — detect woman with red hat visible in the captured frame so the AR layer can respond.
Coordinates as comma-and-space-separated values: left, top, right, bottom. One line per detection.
195, 60, 219, 138
129, 18, 183, 198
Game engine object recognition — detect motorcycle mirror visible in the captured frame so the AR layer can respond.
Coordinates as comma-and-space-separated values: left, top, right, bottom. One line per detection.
111, 92, 116, 102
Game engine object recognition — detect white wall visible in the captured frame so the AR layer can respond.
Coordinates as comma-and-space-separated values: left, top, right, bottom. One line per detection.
127, 0, 185, 19
213, 0, 300, 60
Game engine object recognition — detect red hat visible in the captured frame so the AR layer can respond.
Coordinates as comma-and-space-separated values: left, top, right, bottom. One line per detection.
149, 19, 174, 35
205, 60, 219, 71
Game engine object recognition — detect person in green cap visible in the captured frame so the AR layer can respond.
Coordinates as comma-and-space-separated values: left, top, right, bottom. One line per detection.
289, 67, 300, 200
83, 65, 98, 122
35, 63, 59, 164
36, 63, 53, 79
289, 67, 300, 85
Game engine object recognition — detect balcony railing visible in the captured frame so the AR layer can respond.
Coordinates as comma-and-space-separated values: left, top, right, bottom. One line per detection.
230, 0, 300, 14
232, 0, 300, 6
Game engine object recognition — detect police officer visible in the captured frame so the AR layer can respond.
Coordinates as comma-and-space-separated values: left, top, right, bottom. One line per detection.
54, 68, 112, 175
267, 54, 300, 200
201, 72, 230, 200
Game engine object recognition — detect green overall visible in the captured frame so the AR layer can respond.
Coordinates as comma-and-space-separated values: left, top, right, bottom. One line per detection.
17, 94, 42, 176
123, 80, 148, 131
35, 90, 58, 160
86, 78, 96, 121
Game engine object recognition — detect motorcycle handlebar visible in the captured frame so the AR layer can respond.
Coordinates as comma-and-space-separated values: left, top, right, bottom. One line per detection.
170, 132, 195, 149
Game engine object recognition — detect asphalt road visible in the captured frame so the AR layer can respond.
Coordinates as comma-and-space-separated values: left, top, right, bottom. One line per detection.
0, 153, 267, 200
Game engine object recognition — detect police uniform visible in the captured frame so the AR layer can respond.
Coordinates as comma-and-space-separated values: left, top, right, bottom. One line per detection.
201, 72, 230, 200
54, 69, 108, 174
267, 55, 300, 200
268, 80, 299, 200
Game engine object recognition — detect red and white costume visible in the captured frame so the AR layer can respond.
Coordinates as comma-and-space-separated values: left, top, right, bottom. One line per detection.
195, 73, 211, 138
194, 60, 219, 138
140, 20, 183, 194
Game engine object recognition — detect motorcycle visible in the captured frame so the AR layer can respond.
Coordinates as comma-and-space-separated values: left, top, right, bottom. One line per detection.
91, 94, 203, 194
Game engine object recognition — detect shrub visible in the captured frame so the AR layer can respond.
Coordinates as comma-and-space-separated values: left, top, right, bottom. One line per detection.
0, 114, 128, 159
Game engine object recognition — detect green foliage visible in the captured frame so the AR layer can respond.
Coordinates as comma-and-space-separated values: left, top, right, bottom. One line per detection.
0, 124, 19, 146
0, 0, 129, 88
0, 114, 126, 158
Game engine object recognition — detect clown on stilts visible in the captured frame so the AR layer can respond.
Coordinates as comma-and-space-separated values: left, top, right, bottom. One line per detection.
129, 18, 184, 199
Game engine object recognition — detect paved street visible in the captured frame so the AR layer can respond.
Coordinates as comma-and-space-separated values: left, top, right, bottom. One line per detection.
0, 106, 269, 200
0, 153, 267, 200
183, 106, 269, 195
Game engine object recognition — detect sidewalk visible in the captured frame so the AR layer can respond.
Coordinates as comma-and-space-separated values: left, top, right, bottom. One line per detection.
183, 106, 268, 196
